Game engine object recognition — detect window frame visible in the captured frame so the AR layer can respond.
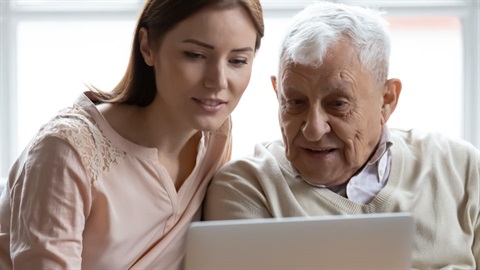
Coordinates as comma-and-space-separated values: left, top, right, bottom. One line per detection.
1, 0, 479, 181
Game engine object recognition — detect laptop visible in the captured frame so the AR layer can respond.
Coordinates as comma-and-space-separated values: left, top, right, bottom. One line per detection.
184, 212, 414, 269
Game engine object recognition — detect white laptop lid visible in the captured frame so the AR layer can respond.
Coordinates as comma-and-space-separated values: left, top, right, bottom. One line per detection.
184, 212, 414, 269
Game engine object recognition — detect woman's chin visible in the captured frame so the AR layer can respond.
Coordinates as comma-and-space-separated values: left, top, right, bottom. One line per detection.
194, 118, 227, 132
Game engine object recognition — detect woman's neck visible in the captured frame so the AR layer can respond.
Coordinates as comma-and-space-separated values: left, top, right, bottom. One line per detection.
97, 102, 201, 189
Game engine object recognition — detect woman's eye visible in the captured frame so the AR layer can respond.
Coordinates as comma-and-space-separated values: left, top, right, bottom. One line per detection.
184, 51, 204, 59
229, 58, 248, 66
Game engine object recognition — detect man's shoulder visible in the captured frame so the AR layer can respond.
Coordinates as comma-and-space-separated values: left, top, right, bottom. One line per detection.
389, 128, 479, 156
218, 139, 288, 175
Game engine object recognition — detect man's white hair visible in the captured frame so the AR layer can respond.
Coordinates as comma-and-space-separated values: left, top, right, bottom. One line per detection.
279, 1, 391, 84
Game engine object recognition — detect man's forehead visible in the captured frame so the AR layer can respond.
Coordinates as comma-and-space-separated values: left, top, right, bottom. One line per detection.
281, 62, 318, 80
281, 63, 355, 84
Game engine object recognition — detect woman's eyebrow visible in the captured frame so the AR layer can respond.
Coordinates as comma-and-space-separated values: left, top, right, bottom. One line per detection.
182, 38, 253, 53
182, 39, 214, 49
232, 47, 254, 53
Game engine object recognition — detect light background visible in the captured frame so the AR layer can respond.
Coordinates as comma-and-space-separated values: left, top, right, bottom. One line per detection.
1, 0, 479, 184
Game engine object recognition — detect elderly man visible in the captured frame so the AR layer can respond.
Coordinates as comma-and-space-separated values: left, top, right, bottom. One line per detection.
203, 1, 480, 268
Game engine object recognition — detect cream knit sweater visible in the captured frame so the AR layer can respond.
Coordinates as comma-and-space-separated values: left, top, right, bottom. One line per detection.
204, 128, 480, 269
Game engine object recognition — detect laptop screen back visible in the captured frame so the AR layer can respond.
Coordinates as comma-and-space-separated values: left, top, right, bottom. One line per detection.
184, 213, 414, 269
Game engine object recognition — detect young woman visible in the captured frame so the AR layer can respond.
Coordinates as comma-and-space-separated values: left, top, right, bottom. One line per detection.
0, 0, 264, 268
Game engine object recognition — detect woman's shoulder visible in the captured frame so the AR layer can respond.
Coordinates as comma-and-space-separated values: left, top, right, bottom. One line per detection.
31, 102, 102, 152
29, 101, 126, 182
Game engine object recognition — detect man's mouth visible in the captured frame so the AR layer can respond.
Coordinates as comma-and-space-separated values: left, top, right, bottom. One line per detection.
305, 147, 336, 153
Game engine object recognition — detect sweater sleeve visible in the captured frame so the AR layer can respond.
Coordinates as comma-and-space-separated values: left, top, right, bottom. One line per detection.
475, 207, 480, 268
8, 137, 92, 269
203, 158, 274, 220
473, 150, 480, 267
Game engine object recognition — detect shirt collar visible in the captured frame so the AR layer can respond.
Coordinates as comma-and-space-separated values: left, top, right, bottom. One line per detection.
367, 125, 393, 166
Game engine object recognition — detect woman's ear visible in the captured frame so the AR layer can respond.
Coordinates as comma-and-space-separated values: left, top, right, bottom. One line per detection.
270, 75, 278, 96
381, 78, 402, 125
139, 27, 154, 67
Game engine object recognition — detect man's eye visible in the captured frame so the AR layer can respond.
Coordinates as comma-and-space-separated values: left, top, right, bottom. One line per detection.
328, 100, 350, 116
184, 51, 204, 59
287, 99, 304, 106
283, 99, 307, 114
331, 100, 348, 109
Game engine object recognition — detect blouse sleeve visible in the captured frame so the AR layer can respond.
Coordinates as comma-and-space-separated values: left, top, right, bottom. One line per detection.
9, 136, 92, 269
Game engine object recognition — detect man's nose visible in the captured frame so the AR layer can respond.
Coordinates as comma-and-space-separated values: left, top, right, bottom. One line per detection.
203, 61, 228, 91
302, 106, 331, 141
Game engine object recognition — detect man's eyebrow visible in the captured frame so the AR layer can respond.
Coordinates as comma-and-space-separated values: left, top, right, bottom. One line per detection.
328, 84, 352, 94
182, 39, 254, 53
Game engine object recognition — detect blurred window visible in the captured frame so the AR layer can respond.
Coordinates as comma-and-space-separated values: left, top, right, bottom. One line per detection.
1, 1, 478, 182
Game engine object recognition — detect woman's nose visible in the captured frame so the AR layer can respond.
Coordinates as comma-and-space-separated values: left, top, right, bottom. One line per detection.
203, 62, 228, 91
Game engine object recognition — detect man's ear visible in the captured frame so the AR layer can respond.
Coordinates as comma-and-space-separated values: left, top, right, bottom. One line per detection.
139, 27, 154, 67
270, 75, 278, 96
381, 78, 402, 124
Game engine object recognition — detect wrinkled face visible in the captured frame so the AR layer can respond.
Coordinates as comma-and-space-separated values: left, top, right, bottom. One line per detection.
274, 39, 393, 186
140, 6, 257, 132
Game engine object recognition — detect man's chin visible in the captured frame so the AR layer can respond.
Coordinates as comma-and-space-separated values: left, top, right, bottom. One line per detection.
298, 168, 349, 187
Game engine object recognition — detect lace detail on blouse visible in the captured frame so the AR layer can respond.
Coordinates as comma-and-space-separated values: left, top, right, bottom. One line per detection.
30, 103, 126, 183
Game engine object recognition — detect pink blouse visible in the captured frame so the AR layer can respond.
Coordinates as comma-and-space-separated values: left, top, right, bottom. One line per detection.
0, 92, 232, 269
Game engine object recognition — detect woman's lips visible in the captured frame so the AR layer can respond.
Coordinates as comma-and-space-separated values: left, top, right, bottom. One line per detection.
193, 98, 227, 113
